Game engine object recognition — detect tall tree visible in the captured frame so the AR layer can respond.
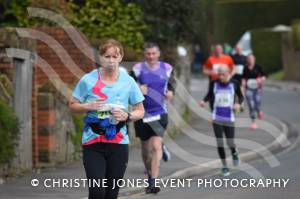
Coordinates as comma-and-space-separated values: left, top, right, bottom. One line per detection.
130, 0, 198, 47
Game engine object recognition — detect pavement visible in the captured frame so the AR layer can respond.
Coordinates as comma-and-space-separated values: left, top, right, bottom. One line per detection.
265, 80, 300, 92
125, 78, 300, 199
119, 78, 291, 196
0, 78, 296, 199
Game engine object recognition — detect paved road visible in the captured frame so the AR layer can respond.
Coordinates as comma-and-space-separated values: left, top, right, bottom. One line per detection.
0, 78, 299, 199
127, 78, 300, 199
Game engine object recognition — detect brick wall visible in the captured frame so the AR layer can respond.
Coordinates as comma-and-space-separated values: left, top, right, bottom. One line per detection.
2, 28, 93, 170
0, 55, 14, 81
32, 67, 39, 167
35, 27, 95, 85
33, 27, 95, 167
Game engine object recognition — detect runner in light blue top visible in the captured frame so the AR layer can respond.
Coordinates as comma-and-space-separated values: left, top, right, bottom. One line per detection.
72, 68, 144, 145
69, 39, 144, 199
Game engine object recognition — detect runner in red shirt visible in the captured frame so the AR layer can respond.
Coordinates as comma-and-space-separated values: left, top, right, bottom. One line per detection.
203, 44, 235, 81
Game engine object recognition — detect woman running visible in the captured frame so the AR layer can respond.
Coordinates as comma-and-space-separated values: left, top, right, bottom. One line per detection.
69, 39, 145, 199
242, 54, 267, 130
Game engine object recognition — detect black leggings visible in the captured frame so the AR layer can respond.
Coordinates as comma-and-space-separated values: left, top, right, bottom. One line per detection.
212, 122, 237, 164
83, 143, 128, 199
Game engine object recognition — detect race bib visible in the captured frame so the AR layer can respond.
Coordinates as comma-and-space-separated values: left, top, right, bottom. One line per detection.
215, 92, 232, 107
247, 79, 258, 89
235, 64, 244, 75
96, 103, 126, 125
143, 115, 161, 123
96, 105, 111, 119
212, 64, 221, 73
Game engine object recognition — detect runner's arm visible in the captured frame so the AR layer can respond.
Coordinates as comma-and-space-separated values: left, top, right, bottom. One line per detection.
229, 56, 236, 76
166, 70, 176, 101
203, 58, 212, 76
167, 70, 176, 93
257, 64, 267, 80
129, 70, 138, 81
203, 81, 214, 103
241, 67, 248, 88
69, 97, 105, 113
234, 81, 244, 104
128, 102, 144, 121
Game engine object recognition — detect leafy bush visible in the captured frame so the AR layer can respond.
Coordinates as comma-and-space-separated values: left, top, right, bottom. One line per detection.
0, 0, 71, 27
268, 70, 285, 81
0, 99, 19, 164
0, 0, 30, 27
251, 29, 283, 74
71, 113, 84, 155
214, 0, 300, 44
69, 0, 147, 51
292, 19, 300, 50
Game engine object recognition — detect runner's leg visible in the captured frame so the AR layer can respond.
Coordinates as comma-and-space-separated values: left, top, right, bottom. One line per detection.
83, 145, 106, 199
212, 123, 227, 166
141, 140, 152, 175
149, 136, 163, 178
105, 144, 129, 199
246, 89, 256, 120
254, 89, 262, 113
223, 124, 237, 154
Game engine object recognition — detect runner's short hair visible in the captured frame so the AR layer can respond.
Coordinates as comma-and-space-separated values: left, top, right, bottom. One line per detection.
144, 42, 160, 51
99, 39, 124, 57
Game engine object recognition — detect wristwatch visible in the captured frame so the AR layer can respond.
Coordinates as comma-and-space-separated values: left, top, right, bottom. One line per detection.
126, 112, 132, 123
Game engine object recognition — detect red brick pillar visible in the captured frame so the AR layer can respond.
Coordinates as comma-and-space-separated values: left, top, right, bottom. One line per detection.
32, 65, 39, 167
32, 27, 95, 167
37, 92, 56, 166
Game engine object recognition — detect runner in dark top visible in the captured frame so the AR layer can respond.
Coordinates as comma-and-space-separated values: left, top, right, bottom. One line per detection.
231, 44, 247, 85
242, 54, 267, 130
199, 65, 244, 176
231, 44, 247, 112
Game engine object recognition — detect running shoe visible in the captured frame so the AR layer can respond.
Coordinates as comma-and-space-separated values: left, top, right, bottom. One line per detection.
257, 111, 264, 120
221, 167, 230, 176
232, 152, 240, 167
162, 144, 171, 162
251, 122, 258, 130
145, 184, 161, 194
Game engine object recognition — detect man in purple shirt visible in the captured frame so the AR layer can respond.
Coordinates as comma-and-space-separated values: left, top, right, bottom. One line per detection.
130, 43, 176, 194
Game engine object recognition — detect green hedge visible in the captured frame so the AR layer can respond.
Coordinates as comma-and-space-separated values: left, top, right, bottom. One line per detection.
251, 29, 283, 74
0, 99, 19, 165
214, 0, 300, 44
71, 113, 84, 156
292, 19, 300, 50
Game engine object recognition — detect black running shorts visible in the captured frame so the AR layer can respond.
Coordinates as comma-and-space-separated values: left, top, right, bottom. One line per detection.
134, 113, 168, 141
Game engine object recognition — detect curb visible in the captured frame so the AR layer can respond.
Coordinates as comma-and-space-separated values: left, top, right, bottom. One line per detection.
265, 80, 300, 92
119, 115, 290, 197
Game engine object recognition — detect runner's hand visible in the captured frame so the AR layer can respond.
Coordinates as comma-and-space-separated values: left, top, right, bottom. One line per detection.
198, 100, 205, 107
165, 90, 174, 101
111, 108, 128, 122
85, 99, 106, 111
233, 103, 241, 112
210, 70, 218, 76
257, 77, 265, 87
140, 85, 148, 95
257, 77, 262, 85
